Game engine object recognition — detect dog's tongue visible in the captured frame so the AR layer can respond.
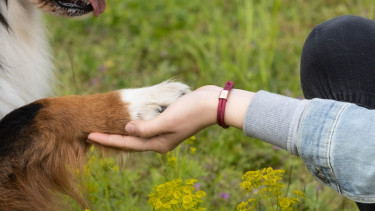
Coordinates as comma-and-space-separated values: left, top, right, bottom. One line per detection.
88, 0, 106, 17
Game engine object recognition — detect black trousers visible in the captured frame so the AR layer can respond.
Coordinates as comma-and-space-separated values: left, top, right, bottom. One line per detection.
300, 15, 375, 211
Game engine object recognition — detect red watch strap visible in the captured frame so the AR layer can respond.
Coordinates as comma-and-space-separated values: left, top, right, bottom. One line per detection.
217, 81, 235, 128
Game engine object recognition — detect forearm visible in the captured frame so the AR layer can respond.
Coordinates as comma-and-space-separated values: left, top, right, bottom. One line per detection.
225, 89, 255, 129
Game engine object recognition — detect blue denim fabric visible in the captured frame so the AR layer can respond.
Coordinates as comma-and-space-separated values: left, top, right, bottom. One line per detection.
298, 99, 375, 203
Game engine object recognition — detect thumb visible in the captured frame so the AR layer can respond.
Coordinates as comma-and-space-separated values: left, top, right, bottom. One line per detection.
125, 117, 167, 138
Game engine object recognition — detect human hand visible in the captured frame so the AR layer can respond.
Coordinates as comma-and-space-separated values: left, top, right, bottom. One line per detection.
88, 85, 254, 153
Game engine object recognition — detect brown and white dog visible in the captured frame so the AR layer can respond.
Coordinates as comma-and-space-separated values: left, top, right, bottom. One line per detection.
0, 0, 189, 210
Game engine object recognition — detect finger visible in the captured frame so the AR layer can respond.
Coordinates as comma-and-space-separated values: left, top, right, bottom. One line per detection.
126, 118, 170, 138
88, 133, 127, 148
87, 133, 144, 151
88, 132, 168, 152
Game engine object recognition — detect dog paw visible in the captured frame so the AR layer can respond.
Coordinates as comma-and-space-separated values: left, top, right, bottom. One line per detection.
120, 81, 190, 120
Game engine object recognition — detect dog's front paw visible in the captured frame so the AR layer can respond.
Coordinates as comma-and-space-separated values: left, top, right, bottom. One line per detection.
121, 81, 190, 120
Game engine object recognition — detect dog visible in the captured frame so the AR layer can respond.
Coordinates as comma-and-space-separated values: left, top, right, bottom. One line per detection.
0, 0, 190, 210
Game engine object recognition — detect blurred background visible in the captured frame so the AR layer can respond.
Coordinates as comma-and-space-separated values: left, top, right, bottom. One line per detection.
45, 0, 375, 210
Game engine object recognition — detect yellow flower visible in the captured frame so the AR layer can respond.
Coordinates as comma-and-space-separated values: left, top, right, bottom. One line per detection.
279, 197, 291, 208
175, 178, 183, 184
153, 200, 163, 210
182, 195, 195, 209
237, 201, 249, 210
238, 167, 304, 210
266, 167, 274, 173
173, 191, 181, 199
247, 198, 256, 203
185, 136, 196, 145
190, 147, 197, 154
162, 203, 171, 209
293, 190, 306, 199
186, 178, 197, 185
182, 195, 193, 204
195, 190, 206, 198
169, 199, 179, 204
240, 181, 252, 190
167, 155, 178, 166
149, 178, 206, 210
182, 185, 194, 194
156, 184, 165, 192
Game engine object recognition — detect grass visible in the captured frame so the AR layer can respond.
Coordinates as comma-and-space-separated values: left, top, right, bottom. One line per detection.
43, 0, 375, 210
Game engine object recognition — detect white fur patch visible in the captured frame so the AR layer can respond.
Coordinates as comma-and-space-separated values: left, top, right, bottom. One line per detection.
120, 81, 190, 120
0, 1, 54, 118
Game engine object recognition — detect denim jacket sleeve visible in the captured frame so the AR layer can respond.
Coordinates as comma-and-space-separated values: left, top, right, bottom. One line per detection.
243, 91, 375, 203
298, 98, 375, 203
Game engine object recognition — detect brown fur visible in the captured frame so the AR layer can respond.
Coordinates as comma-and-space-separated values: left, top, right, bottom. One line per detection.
0, 91, 130, 210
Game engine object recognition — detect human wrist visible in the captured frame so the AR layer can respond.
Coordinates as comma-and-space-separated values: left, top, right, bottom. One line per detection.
194, 85, 222, 127
195, 85, 255, 130
197, 85, 255, 130
217, 81, 235, 128
224, 89, 255, 129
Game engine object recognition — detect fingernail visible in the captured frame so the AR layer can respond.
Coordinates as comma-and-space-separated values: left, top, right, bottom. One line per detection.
125, 124, 135, 133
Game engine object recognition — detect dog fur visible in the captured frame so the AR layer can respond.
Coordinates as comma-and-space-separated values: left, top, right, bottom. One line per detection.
0, 0, 54, 118
0, 0, 190, 210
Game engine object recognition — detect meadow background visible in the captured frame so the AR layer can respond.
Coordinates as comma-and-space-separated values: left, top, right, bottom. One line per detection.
44, 0, 375, 210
